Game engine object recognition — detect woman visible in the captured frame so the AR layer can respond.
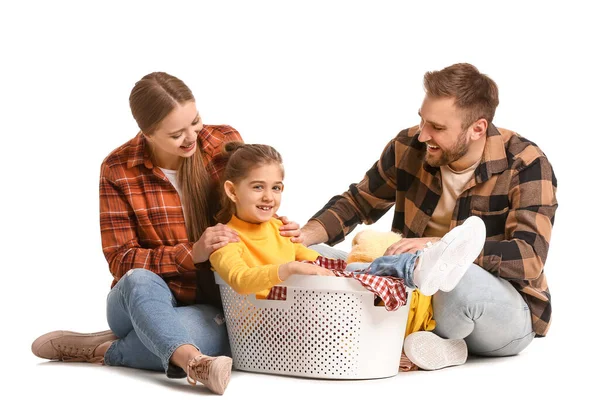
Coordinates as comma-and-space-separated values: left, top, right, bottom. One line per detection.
30, 72, 303, 395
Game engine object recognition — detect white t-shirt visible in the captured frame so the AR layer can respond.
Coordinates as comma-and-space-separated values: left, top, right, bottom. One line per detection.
159, 168, 186, 222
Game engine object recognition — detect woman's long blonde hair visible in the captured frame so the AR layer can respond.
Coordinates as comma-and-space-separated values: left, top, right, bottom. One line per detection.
129, 72, 214, 242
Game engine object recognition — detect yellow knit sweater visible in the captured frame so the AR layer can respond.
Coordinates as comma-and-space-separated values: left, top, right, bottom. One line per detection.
209, 215, 320, 298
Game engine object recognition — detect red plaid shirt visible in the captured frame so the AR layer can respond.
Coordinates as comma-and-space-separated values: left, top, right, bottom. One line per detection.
99, 125, 242, 305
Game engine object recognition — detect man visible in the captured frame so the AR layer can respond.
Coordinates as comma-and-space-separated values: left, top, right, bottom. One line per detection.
302, 63, 558, 370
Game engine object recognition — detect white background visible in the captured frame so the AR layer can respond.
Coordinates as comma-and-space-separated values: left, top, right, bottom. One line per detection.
1, 0, 598, 401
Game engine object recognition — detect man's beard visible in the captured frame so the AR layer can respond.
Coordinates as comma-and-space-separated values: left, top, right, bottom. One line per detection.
425, 130, 469, 168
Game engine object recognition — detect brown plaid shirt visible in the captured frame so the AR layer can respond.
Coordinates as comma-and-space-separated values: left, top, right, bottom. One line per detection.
311, 124, 558, 336
99, 125, 242, 306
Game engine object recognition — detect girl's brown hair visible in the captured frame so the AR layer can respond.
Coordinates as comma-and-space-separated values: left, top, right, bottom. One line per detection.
129, 72, 214, 242
423, 63, 500, 129
215, 142, 284, 223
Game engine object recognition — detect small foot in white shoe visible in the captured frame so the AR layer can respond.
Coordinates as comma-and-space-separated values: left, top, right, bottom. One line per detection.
413, 216, 486, 295
404, 331, 467, 371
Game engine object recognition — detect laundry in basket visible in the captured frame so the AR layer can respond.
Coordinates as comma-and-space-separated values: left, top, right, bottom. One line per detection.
215, 271, 412, 380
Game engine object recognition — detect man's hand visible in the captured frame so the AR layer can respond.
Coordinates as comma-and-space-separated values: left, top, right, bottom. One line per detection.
278, 216, 304, 244
384, 237, 441, 255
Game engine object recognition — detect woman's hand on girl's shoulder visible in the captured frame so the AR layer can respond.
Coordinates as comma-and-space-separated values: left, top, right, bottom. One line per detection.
192, 223, 240, 263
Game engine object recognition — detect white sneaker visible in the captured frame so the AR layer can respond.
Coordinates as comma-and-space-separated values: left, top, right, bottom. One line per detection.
413, 216, 486, 296
404, 331, 467, 371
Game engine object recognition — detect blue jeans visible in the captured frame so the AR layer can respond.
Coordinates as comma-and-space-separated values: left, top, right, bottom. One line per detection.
103, 269, 230, 373
432, 264, 534, 356
346, 252, 420, 288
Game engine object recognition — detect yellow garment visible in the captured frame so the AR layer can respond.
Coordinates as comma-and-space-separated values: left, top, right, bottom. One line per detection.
347, 229, 435, 334
209, 215, 319, 298
403, 290, 435, 336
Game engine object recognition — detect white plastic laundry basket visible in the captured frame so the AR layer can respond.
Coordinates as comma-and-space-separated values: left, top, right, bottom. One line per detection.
214, 273, 412, 379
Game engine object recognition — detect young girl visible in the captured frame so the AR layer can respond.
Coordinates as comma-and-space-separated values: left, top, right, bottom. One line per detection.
209, 141, 486, 302
209, 142, 333, 298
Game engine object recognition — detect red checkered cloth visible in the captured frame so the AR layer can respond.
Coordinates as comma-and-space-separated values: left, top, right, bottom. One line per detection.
266, 285, 287, 300
266, 256, 407, 311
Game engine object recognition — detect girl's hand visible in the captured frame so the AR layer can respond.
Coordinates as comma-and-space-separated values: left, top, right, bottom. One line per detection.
278, 261, 334, 281
278, 216, 305, 244
192, 223, 240, 263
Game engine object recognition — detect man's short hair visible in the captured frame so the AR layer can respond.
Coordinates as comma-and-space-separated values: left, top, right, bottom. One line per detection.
424, 63, 500, 129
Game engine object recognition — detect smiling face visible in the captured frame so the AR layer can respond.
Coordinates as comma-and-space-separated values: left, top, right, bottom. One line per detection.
417, 96, 472, 168
416, 95, 492, 171
224, 162, 284, 224
145, 101, 203, 169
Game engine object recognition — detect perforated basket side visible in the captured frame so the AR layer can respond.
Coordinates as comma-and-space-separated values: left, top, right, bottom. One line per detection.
216, 273, 410, 379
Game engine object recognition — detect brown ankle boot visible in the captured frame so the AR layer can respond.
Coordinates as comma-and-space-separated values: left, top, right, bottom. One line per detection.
31, 330, 117, 363
186, 354, 232, 395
